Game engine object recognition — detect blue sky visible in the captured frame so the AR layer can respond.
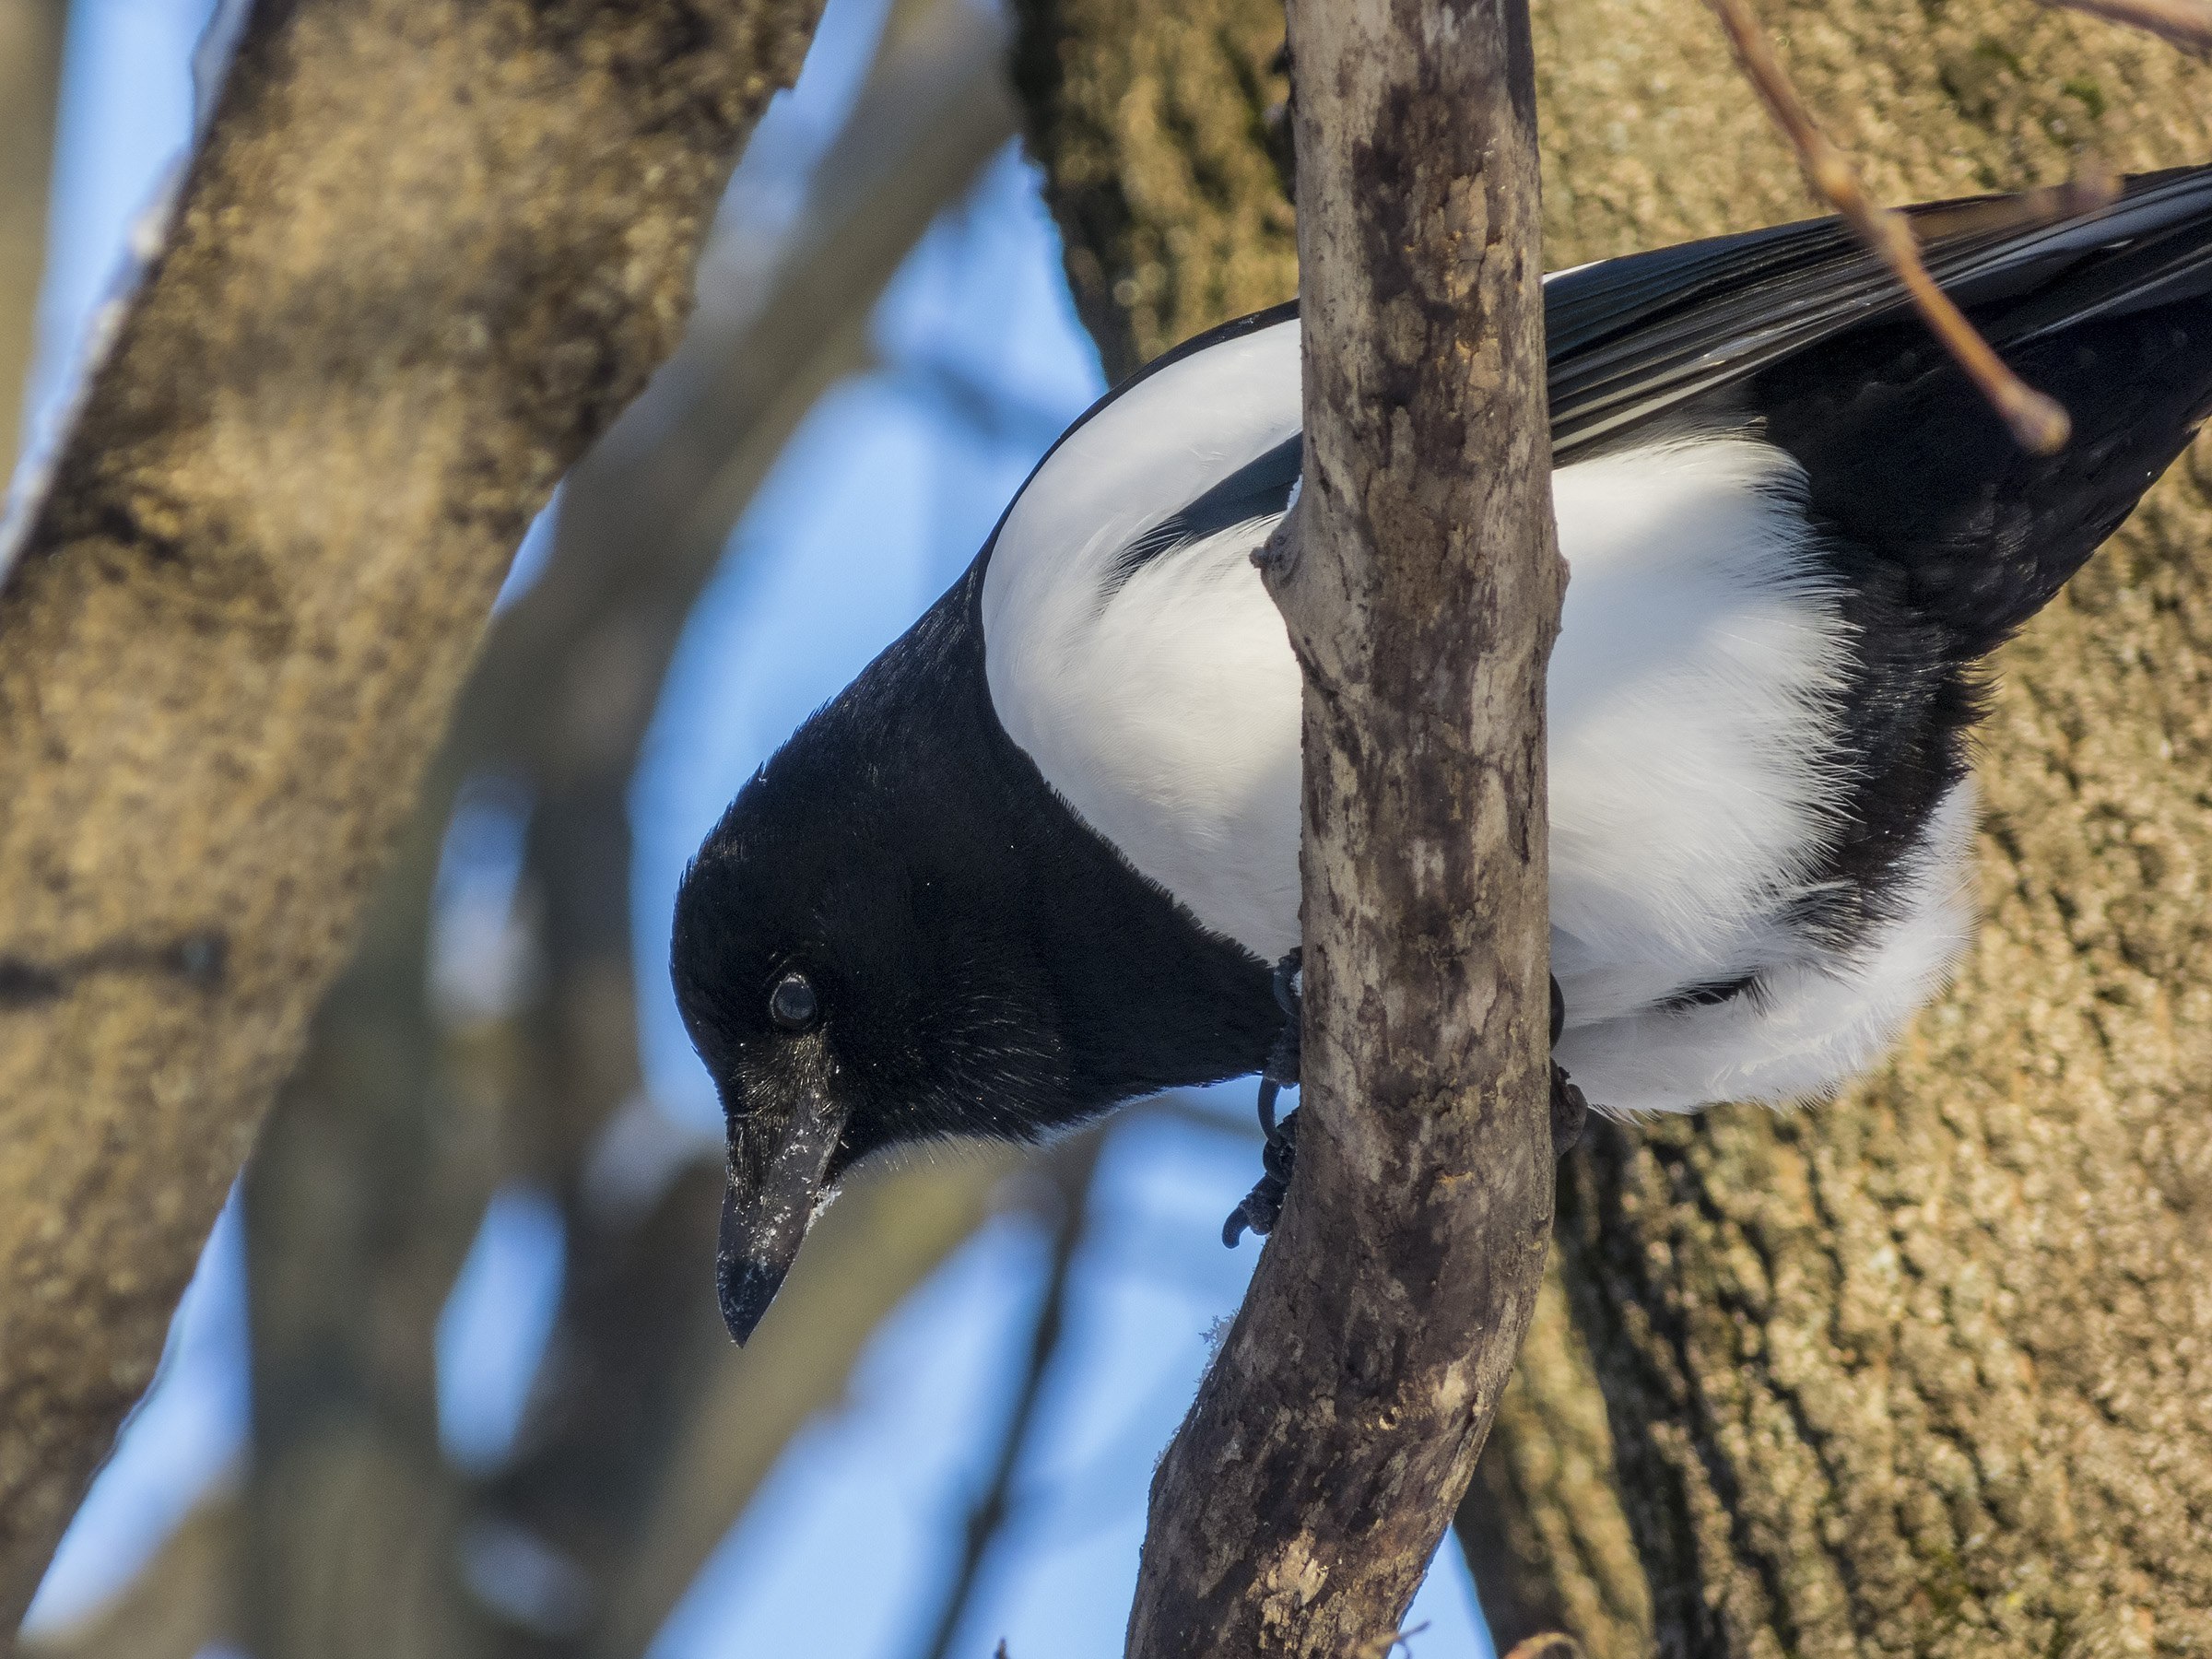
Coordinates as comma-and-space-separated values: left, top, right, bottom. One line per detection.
15, 3, 1495, 1653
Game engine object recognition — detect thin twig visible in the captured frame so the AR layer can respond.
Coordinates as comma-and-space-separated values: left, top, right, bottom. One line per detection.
2039, 0, 2212, 53
1703, 0, 2073, 453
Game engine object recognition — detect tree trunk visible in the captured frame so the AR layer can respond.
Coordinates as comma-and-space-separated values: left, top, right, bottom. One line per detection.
0, 0, 826, 1625
1007, 0, 1296, 381
1124, 0, 1562, 1648
1009, 0, 2212, 1652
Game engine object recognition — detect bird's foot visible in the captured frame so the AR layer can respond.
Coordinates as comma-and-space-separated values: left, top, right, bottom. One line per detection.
1223, 960, 1585, 1243
1548, 973, 1591, 1159
1551, 1061, 1589, 1159
1221, 1103, 1299, 1245
1223, 950, 1301, 1246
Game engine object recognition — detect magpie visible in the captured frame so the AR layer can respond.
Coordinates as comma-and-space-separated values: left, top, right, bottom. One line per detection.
674, 165, 2212, 1343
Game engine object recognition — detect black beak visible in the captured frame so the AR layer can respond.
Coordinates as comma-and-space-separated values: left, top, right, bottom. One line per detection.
716, 1090, 845, 1345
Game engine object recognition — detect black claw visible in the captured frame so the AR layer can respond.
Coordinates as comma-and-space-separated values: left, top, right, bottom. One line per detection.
1225, 961, 1592, 1240
1254, 1074, 1284, 1144
1548, 972, 1594, 1157
1224, 1106, 1300, 1244
1226, 949, 1304, 1246
1550, 1064, 1589, 1159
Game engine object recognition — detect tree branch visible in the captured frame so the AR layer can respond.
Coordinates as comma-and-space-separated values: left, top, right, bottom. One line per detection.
582, 1153, 1019, 1659
0, 0, 827, 1623
13, 1495, 238, 1659
230, 8, 1016, 1644
1124, 0, 1562, 1648
1702, 0, 2076, 453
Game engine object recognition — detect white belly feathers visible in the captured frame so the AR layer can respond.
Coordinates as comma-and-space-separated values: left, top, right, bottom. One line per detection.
980, 322, 1971, 1113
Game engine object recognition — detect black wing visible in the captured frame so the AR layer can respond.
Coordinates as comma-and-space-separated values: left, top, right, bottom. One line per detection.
1546, 165, 2212, 458
1071, 165, 2212, 639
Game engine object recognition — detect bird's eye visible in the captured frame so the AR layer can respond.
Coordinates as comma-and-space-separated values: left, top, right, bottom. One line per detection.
769, 971, 818, 1031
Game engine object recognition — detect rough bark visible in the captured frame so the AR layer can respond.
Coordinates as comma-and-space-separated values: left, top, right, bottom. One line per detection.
1014, 0, 2212, 1653
0, 0, 64, 471
0, 0, 827, 1625
1123, 0, 1561, 1650
1529, 7, 2212, 1655
1451, 1270, 1650, 1659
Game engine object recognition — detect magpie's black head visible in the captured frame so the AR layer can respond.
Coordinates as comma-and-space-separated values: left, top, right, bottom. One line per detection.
673, 577, 1281, 1343
672, 682, 1072, 1343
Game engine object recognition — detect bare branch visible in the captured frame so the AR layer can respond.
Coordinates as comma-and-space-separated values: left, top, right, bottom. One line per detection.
15, 1497, 238, 1659
1703, 0, 2073, 453
230, 5, 1018, 1647
241, 790, 499, 1659
582, 1154, 1019, 1659
475, 0, 1020, 792
2038, 0, 2212, 52
1124, 0, 1561, 1646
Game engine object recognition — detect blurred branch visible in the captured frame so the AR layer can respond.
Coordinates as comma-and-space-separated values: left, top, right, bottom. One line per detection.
1127, 0, 1560, 1645
229, 3, 1019, 1653
1499, 1635, 1588, 1659
582, 1154, 1020, 1659
241, 797, 497, 1659
478, 8, 1025, 1649
70, 0, 1018, 1648
914, 1135, 1101, 1659
1703, 0, 2076, 453
16, 1497, 238, 1659
468, 0, 1022, 802
0, 0, 63, 470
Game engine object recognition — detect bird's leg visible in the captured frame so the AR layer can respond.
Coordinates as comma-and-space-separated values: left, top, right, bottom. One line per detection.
1221, 950, 1302, 1245
1225, 967, 1588, 1244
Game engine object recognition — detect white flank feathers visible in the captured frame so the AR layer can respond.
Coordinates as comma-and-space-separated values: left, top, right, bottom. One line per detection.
981, 313, 1975, 1113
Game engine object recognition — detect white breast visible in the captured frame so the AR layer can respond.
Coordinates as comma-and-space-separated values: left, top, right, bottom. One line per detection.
982, 320, 1306, 959
981, 320, 1971, 1112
